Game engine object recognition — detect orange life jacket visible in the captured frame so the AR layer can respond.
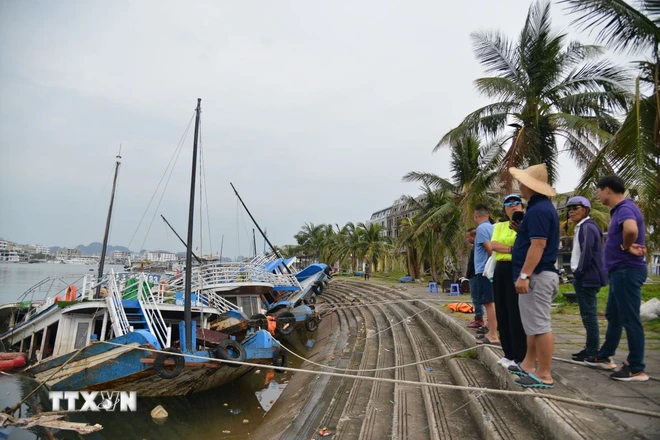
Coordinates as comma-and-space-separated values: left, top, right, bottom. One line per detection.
446, 302, 475, 314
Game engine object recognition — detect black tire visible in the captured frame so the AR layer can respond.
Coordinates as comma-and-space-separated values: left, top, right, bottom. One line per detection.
214, 340, 246, 368
322, 280, 329, 288
154, 347, 185, 379
276, 311, 296, 336
304, 316, 319, 332
250, 313, 268, 330
305, 294, 317, 306
272, 349, 288, 373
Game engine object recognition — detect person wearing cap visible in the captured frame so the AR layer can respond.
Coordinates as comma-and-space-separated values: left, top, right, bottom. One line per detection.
566, 196, 608, 363
584, 176, 648, 382
507, 164, 559, 389
483, 194, 526, 368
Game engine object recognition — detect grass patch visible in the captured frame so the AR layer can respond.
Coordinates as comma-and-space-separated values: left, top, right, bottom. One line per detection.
644, 318, 660, 333
370, 270, 409, 284
553, 279, 660, 315
453, 348, 478, 359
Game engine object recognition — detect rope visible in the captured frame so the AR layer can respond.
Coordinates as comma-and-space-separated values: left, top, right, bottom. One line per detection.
127, 112, 194, 250
96, 340, 660, 418
276, 341, 482, 372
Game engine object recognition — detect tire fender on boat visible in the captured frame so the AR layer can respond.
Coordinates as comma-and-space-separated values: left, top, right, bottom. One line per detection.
272, 349, 288, 373
304, 316, 318, 333
153, 347, 185, 379
214, 340, 246, 368
276, 312, 296, 336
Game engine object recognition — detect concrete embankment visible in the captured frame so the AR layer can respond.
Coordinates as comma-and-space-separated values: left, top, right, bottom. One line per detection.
251, 279, 656, 440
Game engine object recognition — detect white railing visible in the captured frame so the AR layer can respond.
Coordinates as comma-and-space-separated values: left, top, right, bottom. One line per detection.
166, 255, 301, 293
106, 270, 131, 337
24, 274, 96, 322
198, 290, 246, 314
137, 273, 170, 348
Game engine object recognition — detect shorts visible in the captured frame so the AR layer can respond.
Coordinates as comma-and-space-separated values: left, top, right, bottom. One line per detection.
518, 271, 559, 335
473, 274, 494, 304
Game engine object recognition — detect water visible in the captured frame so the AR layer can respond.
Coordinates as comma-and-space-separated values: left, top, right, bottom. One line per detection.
0, 263, 297, 439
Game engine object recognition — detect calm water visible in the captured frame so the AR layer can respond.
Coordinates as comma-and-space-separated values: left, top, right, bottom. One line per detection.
0, 263, 296, 440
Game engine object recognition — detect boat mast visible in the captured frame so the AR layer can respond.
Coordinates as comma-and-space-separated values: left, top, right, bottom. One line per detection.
160, 215, 202, 264
96, 148, 122, 296
184, 98, 202, 352
252, 228, 257, 257
229, 182, 292, 274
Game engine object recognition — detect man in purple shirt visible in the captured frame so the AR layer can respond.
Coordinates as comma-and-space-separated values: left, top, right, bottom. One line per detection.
584, 176, 648, 382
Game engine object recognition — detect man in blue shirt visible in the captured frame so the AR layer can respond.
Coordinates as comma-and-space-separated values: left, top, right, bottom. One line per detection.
585, 176, 648, 382
508, 164, 559, 389
472, 205, 499, 345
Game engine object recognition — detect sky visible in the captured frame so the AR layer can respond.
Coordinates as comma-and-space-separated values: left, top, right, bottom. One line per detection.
0, 0, 636, 258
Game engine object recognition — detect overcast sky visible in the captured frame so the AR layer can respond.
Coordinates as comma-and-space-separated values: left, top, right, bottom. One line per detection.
0, 0, 634, 258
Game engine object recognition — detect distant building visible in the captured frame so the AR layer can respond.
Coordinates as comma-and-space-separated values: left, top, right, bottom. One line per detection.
146, 252, 177, 262
0, 251, 19, 262
25, 244, 50, 255
366, 194, 426, 239
111, 250, 130, 263
0, 240, 7, 251
56, 248, 82, 260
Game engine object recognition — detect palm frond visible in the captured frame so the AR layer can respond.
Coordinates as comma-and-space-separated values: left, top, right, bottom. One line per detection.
560, 0, 660, 54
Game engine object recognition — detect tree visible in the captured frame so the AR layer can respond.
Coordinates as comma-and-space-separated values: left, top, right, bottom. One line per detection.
358, 222, 393, 271
562, 0, 660, 248
437, 0, 631, 191
293, 223, 328, 262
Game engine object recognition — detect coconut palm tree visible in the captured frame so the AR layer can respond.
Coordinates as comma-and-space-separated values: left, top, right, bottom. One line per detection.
293, 222, 328, 262
358, 222, 393, 271
562, 0, 660, 247
395, 216, 424, 280
437, 0, 631, 191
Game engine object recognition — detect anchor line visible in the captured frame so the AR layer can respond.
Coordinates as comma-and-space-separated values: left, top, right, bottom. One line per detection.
94, 340, 660, 419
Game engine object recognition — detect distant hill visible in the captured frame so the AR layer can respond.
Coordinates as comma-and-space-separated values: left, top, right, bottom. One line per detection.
75, 242, 131, 255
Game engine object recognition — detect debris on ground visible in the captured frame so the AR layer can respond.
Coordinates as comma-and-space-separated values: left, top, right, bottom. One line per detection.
0, 412, 103, 435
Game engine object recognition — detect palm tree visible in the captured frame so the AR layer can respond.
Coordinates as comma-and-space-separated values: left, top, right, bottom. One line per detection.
293, 223, 328, 263
562, 0, 660, 247
395, 217, 423, 279
437, 0, 631, 191
358, 222, 393, 271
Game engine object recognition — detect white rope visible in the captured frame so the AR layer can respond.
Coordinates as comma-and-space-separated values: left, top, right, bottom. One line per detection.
276, 341, 482, 373
94, 340, 660, 418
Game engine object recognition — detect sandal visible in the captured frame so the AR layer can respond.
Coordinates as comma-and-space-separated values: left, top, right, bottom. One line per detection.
476, 337, 500, 346
514, 373, 554, 389
507, 363, 531, 377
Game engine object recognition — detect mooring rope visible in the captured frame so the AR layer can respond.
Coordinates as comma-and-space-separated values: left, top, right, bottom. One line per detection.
95, 340, 660, 418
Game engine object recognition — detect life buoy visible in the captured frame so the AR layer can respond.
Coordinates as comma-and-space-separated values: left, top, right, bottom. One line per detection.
214, 340, 246, 368
65, 285, 77, 302
304, 316, 319, 333
276, 312, 296, 336
153, 347, 185, 379
272, 348, 288, 373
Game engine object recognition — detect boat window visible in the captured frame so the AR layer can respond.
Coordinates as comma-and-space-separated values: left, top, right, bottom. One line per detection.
74, 322, 89, 349
44, 322, 58, 359
225, 296, 238, 307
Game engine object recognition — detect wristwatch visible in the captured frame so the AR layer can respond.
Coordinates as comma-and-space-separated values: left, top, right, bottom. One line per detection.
520, 273, 529, 280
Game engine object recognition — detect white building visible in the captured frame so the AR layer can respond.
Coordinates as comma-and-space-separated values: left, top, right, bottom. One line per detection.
0, 251, 20, 262
0, 240, 7, 251
146, 252, 177, 262
25, 244, 50, 255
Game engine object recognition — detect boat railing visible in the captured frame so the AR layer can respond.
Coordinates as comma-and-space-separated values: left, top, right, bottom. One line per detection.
137, 273, 170, 348
166, 261, 301, 291
26, 274, 96, 321
197, 289, 245, 314
106, 270, 131, 337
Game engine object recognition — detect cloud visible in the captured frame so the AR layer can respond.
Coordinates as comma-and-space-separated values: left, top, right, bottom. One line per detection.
0, 0, 629, 257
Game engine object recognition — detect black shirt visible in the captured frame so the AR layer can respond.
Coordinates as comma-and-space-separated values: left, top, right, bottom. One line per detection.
466, 247, 476, 279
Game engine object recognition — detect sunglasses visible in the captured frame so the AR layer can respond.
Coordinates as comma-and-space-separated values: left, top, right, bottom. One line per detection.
567, 205, 583, 212
504, 200, 522, 207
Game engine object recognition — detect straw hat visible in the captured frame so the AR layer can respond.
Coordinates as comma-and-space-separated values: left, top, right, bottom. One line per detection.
508, 164, 557, 197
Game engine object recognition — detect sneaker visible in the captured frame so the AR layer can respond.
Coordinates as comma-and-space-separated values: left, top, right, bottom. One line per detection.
571, 350, 589, 362
496, 357, 510, 366
584, 356, 617, 370
467, 320, 484, 329
503, 359, 517, 368
610, 364, 649, 382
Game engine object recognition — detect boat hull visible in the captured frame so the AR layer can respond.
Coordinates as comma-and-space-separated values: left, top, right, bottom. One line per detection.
27, 330, 276, 396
